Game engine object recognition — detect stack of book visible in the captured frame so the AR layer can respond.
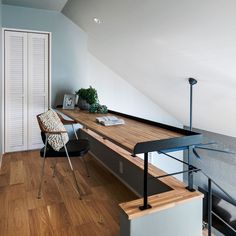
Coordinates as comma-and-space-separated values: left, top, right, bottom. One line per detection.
96, 116, 125, 126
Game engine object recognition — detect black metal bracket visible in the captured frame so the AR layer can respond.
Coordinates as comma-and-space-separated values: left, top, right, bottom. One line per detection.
188, 77, 197, 86
139, 204, 152, 211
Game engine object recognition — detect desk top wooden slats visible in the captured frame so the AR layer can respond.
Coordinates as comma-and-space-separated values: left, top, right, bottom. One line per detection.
81, 128, 203, 220
58, 109, 183, 152
58, 109, 203, 220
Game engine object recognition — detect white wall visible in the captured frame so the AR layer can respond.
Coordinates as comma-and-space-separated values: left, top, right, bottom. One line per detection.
88, 53, 183, 180
1, 5, 184, 180
63, 0, 236, 138
88, 53, 182, 127
2, 4, 88, 107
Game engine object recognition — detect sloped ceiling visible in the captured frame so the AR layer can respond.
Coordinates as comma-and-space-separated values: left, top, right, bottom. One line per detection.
2, 0, 68, 11
4, 0, 235, 136
62, 0, 236, 137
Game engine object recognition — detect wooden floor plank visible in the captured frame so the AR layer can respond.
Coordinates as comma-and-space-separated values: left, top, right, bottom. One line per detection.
0, 154, 11, 187
28, 206, 54, 236
7, 197, 30, 236
0, 151, 136, 235
0, 187, 8, 236
10, 160, 25, 185
47, 202, 72, 231
42, 176, 63, 206
62, 196, 93, 226
26, 189, 46, 210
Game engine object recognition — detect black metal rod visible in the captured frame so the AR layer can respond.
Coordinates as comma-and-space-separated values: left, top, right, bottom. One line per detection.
195, 142, 217, 146
158, 150, 190, 166
188, 77, 197, 131
208, 178, 212, 236
154, 168, 201, 180
187, 147, 195, 192
159, 149, 195, 191
190, 84, 193, 131
212, 211, 236, 233
201, 170, 236, 206
143, 153, 148, 208
139, 153, 152, 210
192, 148, 201, 159
187, 78, 197, 191
195, 146, 235, 155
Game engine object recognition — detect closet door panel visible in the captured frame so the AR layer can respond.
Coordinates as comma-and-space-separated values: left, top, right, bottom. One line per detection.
5, 31, 28, 152
28, 33, 49, 150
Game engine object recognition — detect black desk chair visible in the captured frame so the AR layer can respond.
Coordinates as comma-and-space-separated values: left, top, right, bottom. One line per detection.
36, 111, 90, 199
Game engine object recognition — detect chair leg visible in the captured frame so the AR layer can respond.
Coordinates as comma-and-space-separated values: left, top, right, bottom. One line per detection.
37, 135, 48, 199
72, 124, 78, 140
83, 155, 90, 177
61, 134, 82, 199
71, 169, 82, 199
52, 158, 58, 177
67, 153, 82, 199
38, 157, 46, 199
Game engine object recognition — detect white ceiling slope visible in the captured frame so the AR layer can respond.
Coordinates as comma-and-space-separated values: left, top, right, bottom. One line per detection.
63, 0, 236, 137
2, 0, 68, 11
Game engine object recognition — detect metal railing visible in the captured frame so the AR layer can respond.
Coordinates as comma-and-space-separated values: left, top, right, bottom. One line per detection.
200, 171, 236, 236
140, 150, 236, 236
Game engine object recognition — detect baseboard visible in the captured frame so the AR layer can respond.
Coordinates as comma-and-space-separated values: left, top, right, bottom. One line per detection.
0, 153, 3, 169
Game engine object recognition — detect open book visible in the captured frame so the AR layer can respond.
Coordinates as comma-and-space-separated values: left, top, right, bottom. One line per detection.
96, 116, 125, 126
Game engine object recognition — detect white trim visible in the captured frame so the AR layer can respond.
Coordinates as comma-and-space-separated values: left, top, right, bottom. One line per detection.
48, 32, 52, 108
2, 27, 51, 35
1, 29, 4, 155
0, 153, 3, 169
2, 27, 52, 153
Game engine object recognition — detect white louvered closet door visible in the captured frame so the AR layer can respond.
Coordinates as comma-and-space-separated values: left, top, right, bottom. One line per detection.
28, 33, 49, 150
5, 31, 28, 152
4, 30, 49, 152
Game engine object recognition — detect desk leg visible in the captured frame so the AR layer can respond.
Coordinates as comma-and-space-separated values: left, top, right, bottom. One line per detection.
139, 152, 152, 210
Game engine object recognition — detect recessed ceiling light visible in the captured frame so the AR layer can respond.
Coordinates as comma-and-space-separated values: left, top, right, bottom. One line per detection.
93, 17, 101, 24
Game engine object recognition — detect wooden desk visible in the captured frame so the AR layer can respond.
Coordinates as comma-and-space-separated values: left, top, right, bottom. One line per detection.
58, 109, 201, 154
58, 109, 204, 236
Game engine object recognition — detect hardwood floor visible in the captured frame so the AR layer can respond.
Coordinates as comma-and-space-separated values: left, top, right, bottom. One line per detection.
0, 150, 137, 236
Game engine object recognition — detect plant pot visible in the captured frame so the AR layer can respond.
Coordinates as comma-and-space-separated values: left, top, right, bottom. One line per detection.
78, 99, 91, 110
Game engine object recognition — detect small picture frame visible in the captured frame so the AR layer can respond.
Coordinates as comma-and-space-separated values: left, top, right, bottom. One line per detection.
63, 94, 76, 109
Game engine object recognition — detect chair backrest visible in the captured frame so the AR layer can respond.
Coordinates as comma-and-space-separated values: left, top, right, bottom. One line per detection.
37, 114, 47, 133
36, 110, 69, 151
36, 113, 48, 144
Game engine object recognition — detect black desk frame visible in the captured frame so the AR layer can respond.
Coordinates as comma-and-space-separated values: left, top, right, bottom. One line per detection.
108, 110, 203, 210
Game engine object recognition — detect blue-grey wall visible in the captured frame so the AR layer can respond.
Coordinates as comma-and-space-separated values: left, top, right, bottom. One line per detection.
184, 128, 236, 201
2, 4, 88, 107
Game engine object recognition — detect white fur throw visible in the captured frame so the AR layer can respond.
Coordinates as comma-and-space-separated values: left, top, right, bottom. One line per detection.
39, 109, 69, 151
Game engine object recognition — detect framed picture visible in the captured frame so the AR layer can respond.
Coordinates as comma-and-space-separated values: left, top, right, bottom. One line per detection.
63, 94, 76, 109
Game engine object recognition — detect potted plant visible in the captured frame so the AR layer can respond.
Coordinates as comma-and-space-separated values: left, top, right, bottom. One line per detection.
76, 86, 98, 110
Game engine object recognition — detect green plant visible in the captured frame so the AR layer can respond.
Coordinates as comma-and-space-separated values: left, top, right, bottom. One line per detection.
89, 103, 108, 114
76, 86, 98, 105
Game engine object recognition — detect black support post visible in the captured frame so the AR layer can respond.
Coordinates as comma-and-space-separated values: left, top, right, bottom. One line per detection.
186, 78, 198, 191
139, 152, 152, 210
208, 178, 212, 236
186, 147, 195, 192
